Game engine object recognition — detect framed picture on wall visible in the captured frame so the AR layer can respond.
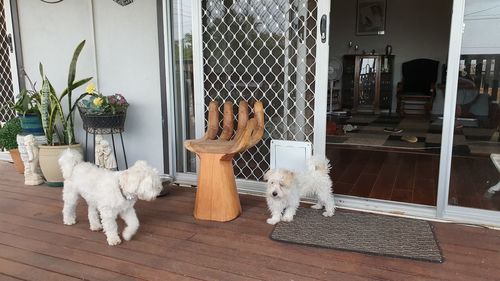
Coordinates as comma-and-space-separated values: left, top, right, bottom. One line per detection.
356, 0, 387, 35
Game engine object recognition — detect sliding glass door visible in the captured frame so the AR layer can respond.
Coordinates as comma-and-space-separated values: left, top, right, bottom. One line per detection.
164, 0, 500, 227
438, 0, 500, 225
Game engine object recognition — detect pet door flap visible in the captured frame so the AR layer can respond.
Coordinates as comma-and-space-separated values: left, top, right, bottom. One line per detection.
270, 140, 312, 172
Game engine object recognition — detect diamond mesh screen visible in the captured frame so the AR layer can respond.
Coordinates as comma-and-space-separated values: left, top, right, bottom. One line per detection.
202, 0, 317, 181
0, 1, 15, 123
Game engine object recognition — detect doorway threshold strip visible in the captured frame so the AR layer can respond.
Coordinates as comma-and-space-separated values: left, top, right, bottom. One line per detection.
271, 208, 443, 263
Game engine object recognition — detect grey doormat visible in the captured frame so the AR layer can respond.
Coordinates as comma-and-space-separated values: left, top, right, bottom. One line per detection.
271, 208, 443, 263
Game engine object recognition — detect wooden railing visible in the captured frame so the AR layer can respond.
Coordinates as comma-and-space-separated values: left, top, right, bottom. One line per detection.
460, 54, 500, 101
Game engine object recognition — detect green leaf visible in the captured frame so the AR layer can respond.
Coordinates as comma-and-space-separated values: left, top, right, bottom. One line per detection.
59, 77, 93, 102
39, 63, 44, 78
66, 92, 91, 123
40, 79, 52, 144
67, 40, 86, 86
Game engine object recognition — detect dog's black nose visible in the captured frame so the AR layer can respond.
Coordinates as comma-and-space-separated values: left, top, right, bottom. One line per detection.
272, 191, 278, 197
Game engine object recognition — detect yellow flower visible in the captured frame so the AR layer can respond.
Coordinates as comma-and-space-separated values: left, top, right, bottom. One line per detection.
86, 83, 96, 93
93, 97, 103, 107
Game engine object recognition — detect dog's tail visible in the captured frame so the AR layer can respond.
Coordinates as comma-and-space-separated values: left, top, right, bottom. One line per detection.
307, 155, 332, 174
58, 148, 83, 179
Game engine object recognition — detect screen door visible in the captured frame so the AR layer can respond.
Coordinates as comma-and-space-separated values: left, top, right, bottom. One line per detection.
192, 0, 330, 181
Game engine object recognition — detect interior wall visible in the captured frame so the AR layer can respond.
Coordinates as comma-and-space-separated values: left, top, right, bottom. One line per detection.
15, 0, 164, 172
330, 0, 453, 110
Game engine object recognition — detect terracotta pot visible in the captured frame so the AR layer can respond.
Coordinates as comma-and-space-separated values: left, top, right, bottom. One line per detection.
9, 149, 24, 174
39, 144, 82, 187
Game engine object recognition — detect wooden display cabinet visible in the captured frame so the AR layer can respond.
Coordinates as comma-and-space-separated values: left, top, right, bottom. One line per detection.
341, 54, 394, 114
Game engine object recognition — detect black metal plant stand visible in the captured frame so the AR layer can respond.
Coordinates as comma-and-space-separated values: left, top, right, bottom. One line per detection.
79, 107, 128, 170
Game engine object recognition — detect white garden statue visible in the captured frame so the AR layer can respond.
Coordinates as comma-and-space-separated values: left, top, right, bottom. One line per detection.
95, 135, 117, 170
95, 135, 105, 168
23, 135, 44, 185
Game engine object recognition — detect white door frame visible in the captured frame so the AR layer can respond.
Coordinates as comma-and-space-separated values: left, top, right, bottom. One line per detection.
312, 0, 331, 156
191, 0, 205, 141
167, 0, 500, 228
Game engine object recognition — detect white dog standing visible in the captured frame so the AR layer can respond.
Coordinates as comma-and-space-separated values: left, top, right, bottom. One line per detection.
58, 149, 162, 245
264, 156, 335, 225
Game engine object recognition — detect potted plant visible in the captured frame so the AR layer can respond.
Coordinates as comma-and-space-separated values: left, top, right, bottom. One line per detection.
3, 76, 44, 136
0, 117, 24, 173
78, 85, 129, 133
37, 40, 92, 186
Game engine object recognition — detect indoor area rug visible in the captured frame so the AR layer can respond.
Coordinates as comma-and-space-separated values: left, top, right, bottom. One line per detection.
270, 208, 443, 263
326, 115, 499, 155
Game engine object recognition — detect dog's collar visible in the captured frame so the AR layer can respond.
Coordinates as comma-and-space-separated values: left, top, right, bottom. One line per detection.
119, 187, 136, 201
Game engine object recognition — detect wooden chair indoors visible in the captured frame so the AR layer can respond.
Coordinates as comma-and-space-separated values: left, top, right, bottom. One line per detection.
397, 59, 439, 117
184, 100, 264, 222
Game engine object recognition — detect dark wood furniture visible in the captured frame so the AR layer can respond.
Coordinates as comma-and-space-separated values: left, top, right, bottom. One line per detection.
397, 58, 439, 117
341, 54, 394, 114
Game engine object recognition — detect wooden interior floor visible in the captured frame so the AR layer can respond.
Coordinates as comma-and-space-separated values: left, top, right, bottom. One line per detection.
327, 145, 500, 210
1, 162, 500, 280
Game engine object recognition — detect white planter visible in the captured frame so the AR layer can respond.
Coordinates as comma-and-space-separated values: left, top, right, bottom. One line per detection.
39, 144, 82, 187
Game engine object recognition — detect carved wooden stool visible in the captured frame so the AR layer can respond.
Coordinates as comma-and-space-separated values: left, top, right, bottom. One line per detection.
184, 100, 264, 222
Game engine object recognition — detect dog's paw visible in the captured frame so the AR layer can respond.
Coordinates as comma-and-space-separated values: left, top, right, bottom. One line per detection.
322, 210, 335, 217
266, 218, 280, 225
107, 236, 122, 246
122, 230, 136, 241
311, 203, 323, 210
281, 215, 294, 222
63, 217, 77, 225
90, 225, 103, 232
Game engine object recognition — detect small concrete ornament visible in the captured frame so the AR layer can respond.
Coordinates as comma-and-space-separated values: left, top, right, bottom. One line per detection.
95, 135, 117, 170
95, 135, 105, 168
113, 0, 133, 6
23, 135, 44, 185
102, 140, 117, 170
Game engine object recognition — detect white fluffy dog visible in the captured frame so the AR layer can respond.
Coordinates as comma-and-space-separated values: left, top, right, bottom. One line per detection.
58, 149, 162, 245
264, 156, 335, 225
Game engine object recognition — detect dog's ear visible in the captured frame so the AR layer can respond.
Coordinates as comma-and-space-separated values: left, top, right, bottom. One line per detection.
263, 169, 274, 181
281, 170, 295, 187
119, 169, 141, 195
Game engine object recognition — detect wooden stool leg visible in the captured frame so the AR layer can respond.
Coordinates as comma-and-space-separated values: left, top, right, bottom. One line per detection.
194, 153, 242, 222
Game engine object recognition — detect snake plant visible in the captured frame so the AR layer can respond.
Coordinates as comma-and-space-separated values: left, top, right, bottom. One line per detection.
39, 40, 93, 145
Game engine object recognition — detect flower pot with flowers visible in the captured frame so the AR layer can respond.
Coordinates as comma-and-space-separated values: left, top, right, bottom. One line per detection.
78, 85, 129, 134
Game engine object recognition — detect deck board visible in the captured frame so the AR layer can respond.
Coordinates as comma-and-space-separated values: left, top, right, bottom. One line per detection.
1, 161, 500, 280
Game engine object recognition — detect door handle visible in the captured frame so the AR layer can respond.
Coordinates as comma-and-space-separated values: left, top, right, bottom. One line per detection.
320, 15, 327, 43
7, 34, 13, 53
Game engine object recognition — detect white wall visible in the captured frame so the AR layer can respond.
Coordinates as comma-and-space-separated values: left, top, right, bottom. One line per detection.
16, 0, 164, 172
330, 0, 453, 110
17, 1, 96, 91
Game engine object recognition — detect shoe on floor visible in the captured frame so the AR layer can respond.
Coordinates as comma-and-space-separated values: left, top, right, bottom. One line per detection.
384, 128, 403, 133
401, 135, 418, 143
343, 124, 358, 132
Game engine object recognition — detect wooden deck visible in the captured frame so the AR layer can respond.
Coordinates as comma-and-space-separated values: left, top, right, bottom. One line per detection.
1, 162, 500, 281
